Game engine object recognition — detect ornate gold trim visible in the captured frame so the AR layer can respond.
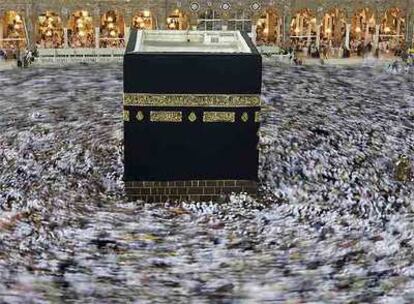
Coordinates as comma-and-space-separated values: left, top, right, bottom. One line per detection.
255, 111, 260, 123
150, 111, 182, 122
241, 112, 249, 122
124, 94, 261, 108
123, 110, 130, 122
188, 112, 197, 122
136, 111, 144, 121
203, 112, 235, 123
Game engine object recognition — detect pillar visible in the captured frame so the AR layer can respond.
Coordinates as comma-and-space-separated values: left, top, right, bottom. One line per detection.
276, 18, 281, 45
123, 11, 132, 43
283, 13, 292, 45
306, 22, 312, 46
411, 13, 414, 47
64, 28, 69, 48
251, 24, 257, 45
396, 18, 401, 44
328, 16, 332, 39
374, 24, 380, 49
345, 23, 351, 49
267, 12, 276, 42
125, 26, 131, 42
364, 22, 370, 45
221, 20, 228, 31
95, 27, 100, 48
0, 21, 3, 48
316, 23, 321, 49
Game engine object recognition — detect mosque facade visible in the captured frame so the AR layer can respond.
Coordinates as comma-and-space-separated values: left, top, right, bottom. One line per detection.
0, 0, 412, 51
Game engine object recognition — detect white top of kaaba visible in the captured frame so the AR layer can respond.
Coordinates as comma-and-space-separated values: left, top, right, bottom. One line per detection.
133, 30, 252, 54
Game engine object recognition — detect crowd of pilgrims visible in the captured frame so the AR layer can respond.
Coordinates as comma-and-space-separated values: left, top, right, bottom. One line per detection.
278, 38, 406, 61
0, 30, 411, 69
262, 37, 410, 66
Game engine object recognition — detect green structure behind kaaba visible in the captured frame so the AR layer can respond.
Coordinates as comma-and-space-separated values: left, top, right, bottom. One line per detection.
123, 30, 262, 202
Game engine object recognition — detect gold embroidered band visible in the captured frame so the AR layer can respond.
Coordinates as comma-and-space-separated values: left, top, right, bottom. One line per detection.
150, 111, 182, 122
123, 110, 130, 122
203, 112, 235, 123
124, 94, 261, 108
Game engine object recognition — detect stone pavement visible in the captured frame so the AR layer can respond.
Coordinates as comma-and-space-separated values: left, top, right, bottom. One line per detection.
0, 60, 16, 71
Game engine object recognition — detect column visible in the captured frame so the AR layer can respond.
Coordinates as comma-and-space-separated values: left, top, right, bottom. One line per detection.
345, 24, 351, 49
374, 24, 380, 49
276, 18, 281, 45
396, 18, 401, 37
251, 24, 257, 45
221, 20, 228, 31
306, 22, 312, 46
0, 21, 3, 48
316, 23, 321, 49
124, 26, 131, 42
328, 16, 332, 39
95, 27, 100, 48
64, 28, 69, 48
267, 12, 276, 42
364, 22, 369, 45
283, 13, 292, 45
123, 11, 132, 44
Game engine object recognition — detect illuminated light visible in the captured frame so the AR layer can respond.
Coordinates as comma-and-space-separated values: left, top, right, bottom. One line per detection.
39, 16, 46, 23
15, 14, 21, 22
78, 23, 84, 29
326, 28, 332, 33
107, 16, 113, 22
311, 18, 316, 23
143, 10, 150, 17
46, 30, 52, 36
76, 18, 83, 24
294, 27, 300, 33
136, 17, 143, 23
110, 30, 116, 37
82, 10, 88, 17
140, 22, 145, 28
14, 24, 20, 30
355, 27, 361, 33
167, 18, 171, 23
263, 28, 268, 34
79, 30, 85, 37
108, 22, 114, 29
384, 26, 390, 33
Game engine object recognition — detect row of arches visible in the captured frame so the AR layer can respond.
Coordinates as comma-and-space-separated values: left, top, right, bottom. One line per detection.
257, 7, 405, 55
0, 7, 408, 55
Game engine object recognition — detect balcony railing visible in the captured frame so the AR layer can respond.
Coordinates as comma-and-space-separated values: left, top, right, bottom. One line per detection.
35, 47, 125, 64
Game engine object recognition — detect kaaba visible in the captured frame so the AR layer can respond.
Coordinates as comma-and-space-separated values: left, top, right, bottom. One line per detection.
123, 30, 262, 202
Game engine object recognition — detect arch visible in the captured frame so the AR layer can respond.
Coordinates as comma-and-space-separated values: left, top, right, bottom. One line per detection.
2, 11, 26, 50
290, 8, 317, 48
100, 10, 125, 48
351, 7, 376, 43
197, 8, 223, 30
255, 8, 281, 45
68, 10, 94, 48
132, 10, 156, 30
378, 7, 405, 54
166, 9, 189, 30
37, 11, 63, 48
320, 8, 347, 47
